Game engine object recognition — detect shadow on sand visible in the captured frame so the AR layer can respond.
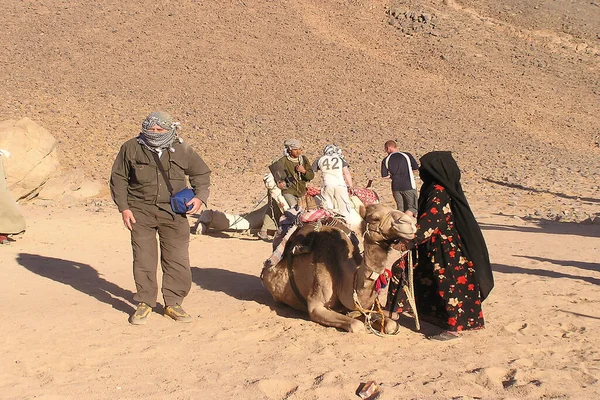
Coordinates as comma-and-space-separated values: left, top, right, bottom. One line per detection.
480, 221, 600, 238
191, 266, 308, 321
515, 255, 600, 273
191, 266, 430, 334
17, 252, 135, 315
493, 263, 600, 285
557, 309, 600, 320
482, 177, 600, 204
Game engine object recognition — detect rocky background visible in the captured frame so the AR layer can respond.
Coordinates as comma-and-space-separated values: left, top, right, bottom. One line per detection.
1, 0, 599, 222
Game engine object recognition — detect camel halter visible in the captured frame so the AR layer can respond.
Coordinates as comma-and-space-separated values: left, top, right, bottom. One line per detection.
364, 210, 405, 246
352, 209, 422, 335
351, 250, 420, 336
351, 267, 399, 337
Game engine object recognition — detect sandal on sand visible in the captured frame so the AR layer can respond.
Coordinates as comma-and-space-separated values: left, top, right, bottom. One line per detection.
257, 231, 272, 242
427, 331, 460, 341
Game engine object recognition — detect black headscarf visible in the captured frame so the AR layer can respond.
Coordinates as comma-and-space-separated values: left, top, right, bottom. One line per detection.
418, 151, 494, 301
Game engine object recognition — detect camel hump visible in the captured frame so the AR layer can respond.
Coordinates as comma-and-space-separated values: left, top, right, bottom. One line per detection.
285, 218, 361, 265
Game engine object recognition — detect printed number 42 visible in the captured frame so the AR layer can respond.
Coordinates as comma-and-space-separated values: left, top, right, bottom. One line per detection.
322, 157, 340, 170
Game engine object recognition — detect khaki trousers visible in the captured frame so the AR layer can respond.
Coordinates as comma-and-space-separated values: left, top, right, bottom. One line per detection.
322, 185, 352, 219
130, 205, 191, 307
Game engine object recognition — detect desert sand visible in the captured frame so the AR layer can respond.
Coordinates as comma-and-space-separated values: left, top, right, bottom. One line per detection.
1, 202, 599, 399
1, 0, 600, 398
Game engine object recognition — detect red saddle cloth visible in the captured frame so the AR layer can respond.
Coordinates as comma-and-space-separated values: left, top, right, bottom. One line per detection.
351, 188, 379, 205
305, 185, 379, 206
299, 208, 333, 223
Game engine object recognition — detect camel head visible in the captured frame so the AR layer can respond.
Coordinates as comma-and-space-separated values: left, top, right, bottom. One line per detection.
361, 204, 417, 246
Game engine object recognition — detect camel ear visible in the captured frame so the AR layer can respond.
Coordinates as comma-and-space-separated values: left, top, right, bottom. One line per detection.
358, 204, 367, 219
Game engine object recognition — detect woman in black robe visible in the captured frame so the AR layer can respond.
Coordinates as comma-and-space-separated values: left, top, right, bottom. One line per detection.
387, 151, 493, 339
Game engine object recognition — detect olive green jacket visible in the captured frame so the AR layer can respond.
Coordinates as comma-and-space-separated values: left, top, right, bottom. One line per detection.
110, 138, 211, 212
275, 155, 314, 198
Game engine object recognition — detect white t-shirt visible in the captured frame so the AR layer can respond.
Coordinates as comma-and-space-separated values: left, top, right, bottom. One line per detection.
313, 155, 349, 187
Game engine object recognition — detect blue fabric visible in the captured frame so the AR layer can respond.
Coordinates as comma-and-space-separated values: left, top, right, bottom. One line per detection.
170, 188, 195, 214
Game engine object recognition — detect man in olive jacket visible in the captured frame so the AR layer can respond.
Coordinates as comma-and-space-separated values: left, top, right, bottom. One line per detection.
274, 139, 314, 208
110, 112, 211, 325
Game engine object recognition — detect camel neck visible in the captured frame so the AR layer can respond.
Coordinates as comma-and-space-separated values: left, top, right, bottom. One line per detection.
354, 237, 388, 295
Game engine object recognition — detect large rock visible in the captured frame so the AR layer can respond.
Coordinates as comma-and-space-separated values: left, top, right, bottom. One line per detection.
37, 169, 103, 204
0, 118, 60, 200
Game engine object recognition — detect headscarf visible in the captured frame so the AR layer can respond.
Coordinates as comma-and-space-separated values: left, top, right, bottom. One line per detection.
284, 139, 301, 151
418, 151, 494, 301
323, 144, 342, 156
283, 139, 302, 162
137, 111, 182, 153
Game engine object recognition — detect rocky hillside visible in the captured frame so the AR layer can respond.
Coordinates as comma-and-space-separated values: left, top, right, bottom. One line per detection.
2, 0, 599, 220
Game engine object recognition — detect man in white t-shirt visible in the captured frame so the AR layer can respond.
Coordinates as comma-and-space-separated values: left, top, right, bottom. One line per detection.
312, 144, 354, 219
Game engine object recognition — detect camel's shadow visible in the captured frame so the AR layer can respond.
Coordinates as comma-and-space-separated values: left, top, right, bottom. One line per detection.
17, 252, 135, 315
191, 267, 309, 321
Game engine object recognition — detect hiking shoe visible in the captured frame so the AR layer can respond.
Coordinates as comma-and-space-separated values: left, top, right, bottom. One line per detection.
129, 302, 151, 325
0, 235, 9, 245
164, 304, 193, 323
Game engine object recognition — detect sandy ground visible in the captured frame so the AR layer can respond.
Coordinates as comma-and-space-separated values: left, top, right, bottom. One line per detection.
2, 0, 599, 222
1, 203, 599, 399
1, 2, 599, 397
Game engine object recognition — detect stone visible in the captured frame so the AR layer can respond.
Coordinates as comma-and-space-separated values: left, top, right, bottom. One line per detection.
37, 170, 85, 200
37, 168, 102, 203
0, 118, 60, 201
475, 367, 510, 390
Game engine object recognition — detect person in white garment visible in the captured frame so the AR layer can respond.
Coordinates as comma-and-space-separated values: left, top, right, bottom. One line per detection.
0, 149, 26, 244
312, 144, 354, 220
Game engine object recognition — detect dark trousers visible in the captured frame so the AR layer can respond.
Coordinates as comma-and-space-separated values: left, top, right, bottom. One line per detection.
392, 189, 418, 216
130, 205, 191, 307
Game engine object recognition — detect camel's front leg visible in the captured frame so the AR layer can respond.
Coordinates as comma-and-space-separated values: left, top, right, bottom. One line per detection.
307, 303, 365, 333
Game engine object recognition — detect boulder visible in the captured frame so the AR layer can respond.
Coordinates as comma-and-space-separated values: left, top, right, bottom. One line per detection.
37, 170, 103, 203
0, 118, 60, 201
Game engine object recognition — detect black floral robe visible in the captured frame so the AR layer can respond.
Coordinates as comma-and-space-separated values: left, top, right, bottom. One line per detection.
387, 184, 484, 331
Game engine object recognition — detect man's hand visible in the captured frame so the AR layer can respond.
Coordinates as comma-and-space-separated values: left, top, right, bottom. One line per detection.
186, 198, 203, 214
121, 210, 136, 231
295, 164, 306, 174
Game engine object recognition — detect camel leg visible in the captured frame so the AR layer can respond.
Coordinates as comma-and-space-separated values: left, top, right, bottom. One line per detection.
307, 304, 365, 333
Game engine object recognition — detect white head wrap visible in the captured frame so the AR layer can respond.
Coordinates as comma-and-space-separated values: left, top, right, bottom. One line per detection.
137, 111, 182, 153
284, 139, 301, 150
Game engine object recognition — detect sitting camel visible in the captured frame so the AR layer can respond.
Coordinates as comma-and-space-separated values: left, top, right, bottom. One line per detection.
261, 203, 416, 334
193, 173, 367, 237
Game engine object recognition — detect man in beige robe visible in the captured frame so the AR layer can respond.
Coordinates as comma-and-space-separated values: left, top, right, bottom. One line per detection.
0, 150, 26, 244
